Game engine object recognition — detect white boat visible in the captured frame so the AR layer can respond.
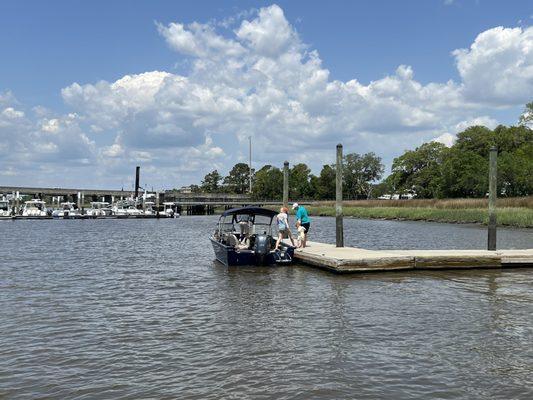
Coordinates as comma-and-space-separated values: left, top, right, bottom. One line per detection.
0, 199, 11, 217
112, 200, 143, 217
162, 202, 179, 218
86, 201, 113, 217
22, 199, 48, 217
143, 201, 156, 216
52, 202, 79, 218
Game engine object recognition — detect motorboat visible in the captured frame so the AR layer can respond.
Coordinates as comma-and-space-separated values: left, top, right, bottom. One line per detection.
21, 199, 49, 218
0, 199, 11, 218
112, 200, 143, 217
52, 202, 79, 219
143, 201, 156, 216
86, 201, 113, 217
162, 202, 179, 218
210, 206, 294, 266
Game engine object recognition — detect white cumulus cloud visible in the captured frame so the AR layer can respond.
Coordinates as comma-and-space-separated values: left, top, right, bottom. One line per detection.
1, 5, 532, 188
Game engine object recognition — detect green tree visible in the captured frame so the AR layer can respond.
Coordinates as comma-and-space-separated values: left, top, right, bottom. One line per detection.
454, 125, 495, 157
315, 164, 336, 200
223, 163, 253, 194
389, 142, 447, 198
252, 165, 283, 200
371, 180, 395, 199
441, 150, 488, 197
499, 143, 533, 196
519, 102, 533, 126
290, 163, 313, 199
188, 184, 201, 194
343, 152, 384, 199
201, 170, 222, 193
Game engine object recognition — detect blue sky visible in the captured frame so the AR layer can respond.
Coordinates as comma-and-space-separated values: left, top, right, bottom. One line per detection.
0, 1, 532, 189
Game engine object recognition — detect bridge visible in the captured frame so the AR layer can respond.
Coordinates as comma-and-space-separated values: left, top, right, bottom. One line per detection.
0, 186, 288, 214
0, 186, 135, 198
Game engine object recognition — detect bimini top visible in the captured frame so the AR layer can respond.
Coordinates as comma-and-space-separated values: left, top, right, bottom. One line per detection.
221, 206, 277, 218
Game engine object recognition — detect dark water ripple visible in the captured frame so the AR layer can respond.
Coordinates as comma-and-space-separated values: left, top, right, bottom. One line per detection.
1, 217, 532, 399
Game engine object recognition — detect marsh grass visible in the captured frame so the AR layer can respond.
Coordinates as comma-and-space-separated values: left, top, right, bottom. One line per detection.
313, 196, 533, 209
305, 205, 533, 228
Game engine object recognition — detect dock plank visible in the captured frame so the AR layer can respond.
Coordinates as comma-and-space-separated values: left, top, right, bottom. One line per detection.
291, 241, 533, 273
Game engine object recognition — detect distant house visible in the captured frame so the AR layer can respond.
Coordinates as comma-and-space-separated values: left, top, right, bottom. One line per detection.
177, 186, 193, 194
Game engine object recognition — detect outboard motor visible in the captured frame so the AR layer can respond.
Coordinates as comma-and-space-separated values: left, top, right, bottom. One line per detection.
254, 234, 271, 264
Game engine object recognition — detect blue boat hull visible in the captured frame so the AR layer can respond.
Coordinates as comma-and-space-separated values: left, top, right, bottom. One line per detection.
210, 237, 294, 266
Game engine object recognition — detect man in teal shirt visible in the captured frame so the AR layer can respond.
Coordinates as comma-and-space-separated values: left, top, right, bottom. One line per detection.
292, 203, 310, 248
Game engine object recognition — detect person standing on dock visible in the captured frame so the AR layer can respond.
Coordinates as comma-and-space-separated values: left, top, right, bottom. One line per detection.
275, 207, 295, 250
292, 203, 310, 248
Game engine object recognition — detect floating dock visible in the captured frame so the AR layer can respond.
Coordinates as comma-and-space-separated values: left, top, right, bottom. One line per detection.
292, 241, 533, 273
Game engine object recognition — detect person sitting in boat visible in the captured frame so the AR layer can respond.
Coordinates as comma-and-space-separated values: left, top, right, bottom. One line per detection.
237, 215, 251, 244
275, 207, 295, 250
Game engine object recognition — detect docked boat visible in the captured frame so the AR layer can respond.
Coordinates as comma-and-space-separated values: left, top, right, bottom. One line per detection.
86, 201, 113, 217
210, 206, 294, 266
52, 202, 79, 219
112, 200, 143, 217
0, 199, 11, 218
143, 201, 156, 216
162, 202, 179, 218
21, 199, 49, 218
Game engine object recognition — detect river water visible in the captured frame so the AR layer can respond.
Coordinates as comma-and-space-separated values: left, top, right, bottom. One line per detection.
1, 217, 532, 399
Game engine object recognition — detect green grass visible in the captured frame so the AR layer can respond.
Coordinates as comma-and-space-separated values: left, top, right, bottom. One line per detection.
305, 206, 533, 228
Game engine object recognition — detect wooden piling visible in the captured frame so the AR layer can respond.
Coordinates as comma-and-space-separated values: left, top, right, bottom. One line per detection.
488, 146, 497, 251
283, 161, 289, 209
336, 144, 344, 247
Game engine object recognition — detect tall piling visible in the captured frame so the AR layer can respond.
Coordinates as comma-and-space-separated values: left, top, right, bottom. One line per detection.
283, 161, 289, 209
336, 144, 344, 247
488, 146, 497, 251
134, 166, 140, 199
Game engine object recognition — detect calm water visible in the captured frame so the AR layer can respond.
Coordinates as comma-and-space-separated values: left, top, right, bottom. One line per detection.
1, 217, 532, 399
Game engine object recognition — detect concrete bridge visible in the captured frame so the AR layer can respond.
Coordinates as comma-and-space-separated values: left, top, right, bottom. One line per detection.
0, 186, 135, 198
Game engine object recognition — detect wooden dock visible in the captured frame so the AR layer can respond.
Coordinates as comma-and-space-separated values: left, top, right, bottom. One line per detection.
291, 241, 533, 273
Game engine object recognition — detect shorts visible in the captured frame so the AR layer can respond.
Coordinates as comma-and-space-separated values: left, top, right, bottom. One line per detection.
301, 222, 310, 233
279, 229, 289, 238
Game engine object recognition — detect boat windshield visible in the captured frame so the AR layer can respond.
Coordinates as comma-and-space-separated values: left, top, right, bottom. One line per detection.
217, 212, 273, 236
0, 201, 8, 211
26, 202, 44, 210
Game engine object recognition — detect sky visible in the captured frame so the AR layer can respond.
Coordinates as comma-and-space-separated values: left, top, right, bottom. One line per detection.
0, 0, 532, 190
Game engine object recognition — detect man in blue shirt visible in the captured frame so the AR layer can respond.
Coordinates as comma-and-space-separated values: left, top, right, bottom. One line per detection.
292, 203, 310, 248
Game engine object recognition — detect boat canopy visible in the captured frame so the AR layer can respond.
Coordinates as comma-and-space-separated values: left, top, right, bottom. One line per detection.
221, 206, 277, 218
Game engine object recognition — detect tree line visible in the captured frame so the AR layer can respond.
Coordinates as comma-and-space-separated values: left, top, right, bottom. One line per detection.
190, 104, 532, 199
194, 151, 384, 200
